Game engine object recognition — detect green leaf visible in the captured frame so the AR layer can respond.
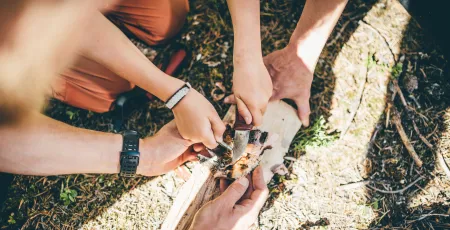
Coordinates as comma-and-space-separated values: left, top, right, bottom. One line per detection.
371, 200, 379, 210
66, 111, 75, 120
8, 213, 16, 225
391, 63, 403, 79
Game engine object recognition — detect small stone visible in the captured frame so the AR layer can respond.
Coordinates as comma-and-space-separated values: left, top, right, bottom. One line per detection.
403, 73, 418, 93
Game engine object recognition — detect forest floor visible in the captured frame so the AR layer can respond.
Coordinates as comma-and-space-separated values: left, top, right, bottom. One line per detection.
1, 0, 449, 229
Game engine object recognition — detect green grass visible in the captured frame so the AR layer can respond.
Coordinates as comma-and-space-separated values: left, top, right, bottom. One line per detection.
292, 116, 338, 153
59, 185, 78, 206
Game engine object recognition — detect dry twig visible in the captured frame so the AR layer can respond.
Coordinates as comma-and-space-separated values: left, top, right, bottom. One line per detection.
359, 20, 397, 62
391, 108, 423, 167
412, 120, 433, 149
366, 175, 425, 194
392, 79, 410, 110
336, 180, 370, 191
340, 59, 368, 139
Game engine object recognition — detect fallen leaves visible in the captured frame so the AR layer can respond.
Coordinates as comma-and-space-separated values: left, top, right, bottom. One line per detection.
211, 82, 226, 101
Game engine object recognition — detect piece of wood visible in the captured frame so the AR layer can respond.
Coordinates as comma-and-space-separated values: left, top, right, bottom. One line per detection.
161, 101, 302, 230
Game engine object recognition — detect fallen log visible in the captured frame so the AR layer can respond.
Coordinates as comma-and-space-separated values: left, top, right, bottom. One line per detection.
161, 101, 302, 230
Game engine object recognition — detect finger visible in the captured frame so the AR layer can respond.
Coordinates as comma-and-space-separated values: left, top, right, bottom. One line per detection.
220, 179, 231, 193
184, 151, 199, 162
193, 143, 205, 152
163, 152, 197, 171
250, 166, 269, 210
224, 95, 237, 104
201, 125, 219, 149
200, 149, 214, 158
295, 98, 311, 127
249, 107, 263, 126
251, 166, 266, 191
235, 97, 252, 125
240, 174, 254, 201
217, 177, 249, 207
210, 116, 226, 142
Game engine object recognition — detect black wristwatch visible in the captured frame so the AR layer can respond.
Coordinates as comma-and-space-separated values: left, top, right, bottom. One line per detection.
120, 130, 140, 177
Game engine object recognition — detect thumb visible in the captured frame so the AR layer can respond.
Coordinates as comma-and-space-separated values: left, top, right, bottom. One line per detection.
217, 177, 249, 207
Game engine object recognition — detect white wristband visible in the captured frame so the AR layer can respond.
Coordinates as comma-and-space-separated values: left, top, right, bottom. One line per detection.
166, 82, 192, 109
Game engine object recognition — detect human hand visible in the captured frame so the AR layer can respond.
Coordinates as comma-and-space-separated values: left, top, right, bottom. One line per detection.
263, 45, 315, 127
226, 58, 272, 126
190, 166, 269, 230
137, 121, 206, 176
172, 88, 226, 149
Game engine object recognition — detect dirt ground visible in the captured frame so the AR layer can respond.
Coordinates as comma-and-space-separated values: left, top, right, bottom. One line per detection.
1, 0, 449, 229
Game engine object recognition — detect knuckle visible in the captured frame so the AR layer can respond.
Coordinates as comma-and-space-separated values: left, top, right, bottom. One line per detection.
237, 107, 250, 116
229, 184, 246, 195
179, 131, 190, 140
218, 124, 226, 133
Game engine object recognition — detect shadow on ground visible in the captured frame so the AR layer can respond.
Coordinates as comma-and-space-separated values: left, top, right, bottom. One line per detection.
363, 8, 450, 229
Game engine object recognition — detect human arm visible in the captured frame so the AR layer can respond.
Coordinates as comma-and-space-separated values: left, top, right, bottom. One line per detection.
226, 0, 272, 126
0, 0, 115, 125
262, 0, 348, 127
189, 166, 269, 230
0, 113, 201, 176
77, 12, 225, 149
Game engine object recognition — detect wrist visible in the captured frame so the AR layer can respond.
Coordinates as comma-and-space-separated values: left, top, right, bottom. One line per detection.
233, 51, 264, 67
136, 138, 152, 175
286, 35, 323, 71
102, 134, 123, 174
146, 74, 185, 102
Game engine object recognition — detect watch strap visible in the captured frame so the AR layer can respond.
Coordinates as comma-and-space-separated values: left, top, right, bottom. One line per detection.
120, 130, 140, 177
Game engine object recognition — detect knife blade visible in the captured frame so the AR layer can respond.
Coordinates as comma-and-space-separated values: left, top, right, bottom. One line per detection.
231, 113, 253, 164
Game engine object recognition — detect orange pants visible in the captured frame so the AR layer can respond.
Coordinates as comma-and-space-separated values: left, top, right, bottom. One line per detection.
53, 0, 189, 113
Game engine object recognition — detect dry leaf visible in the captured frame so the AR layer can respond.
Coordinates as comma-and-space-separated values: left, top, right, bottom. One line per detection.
211, 82, 226, 101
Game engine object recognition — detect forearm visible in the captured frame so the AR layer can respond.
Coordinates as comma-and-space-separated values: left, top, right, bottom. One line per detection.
289, 0, 348, 64
0, 113, 123, 176
227, 0, 263, 63
80, 12, 184, 102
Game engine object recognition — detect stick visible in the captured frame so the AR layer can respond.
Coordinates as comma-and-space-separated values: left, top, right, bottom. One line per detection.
161, 101, 302, 230
359, 20, 397, 63
336, 180, 370, 191
412, 120, 433, 149
340, 58, 368, 139
391, 109, 423, 167
366, 175, 425, 194
392, 79, 410, 109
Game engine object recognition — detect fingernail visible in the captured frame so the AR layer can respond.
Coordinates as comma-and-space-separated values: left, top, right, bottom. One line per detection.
238, 177, 249, 187
244, 116, 251, 124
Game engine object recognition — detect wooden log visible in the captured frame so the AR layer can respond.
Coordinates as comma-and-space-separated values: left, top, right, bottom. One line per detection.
161, 101, 302, 230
